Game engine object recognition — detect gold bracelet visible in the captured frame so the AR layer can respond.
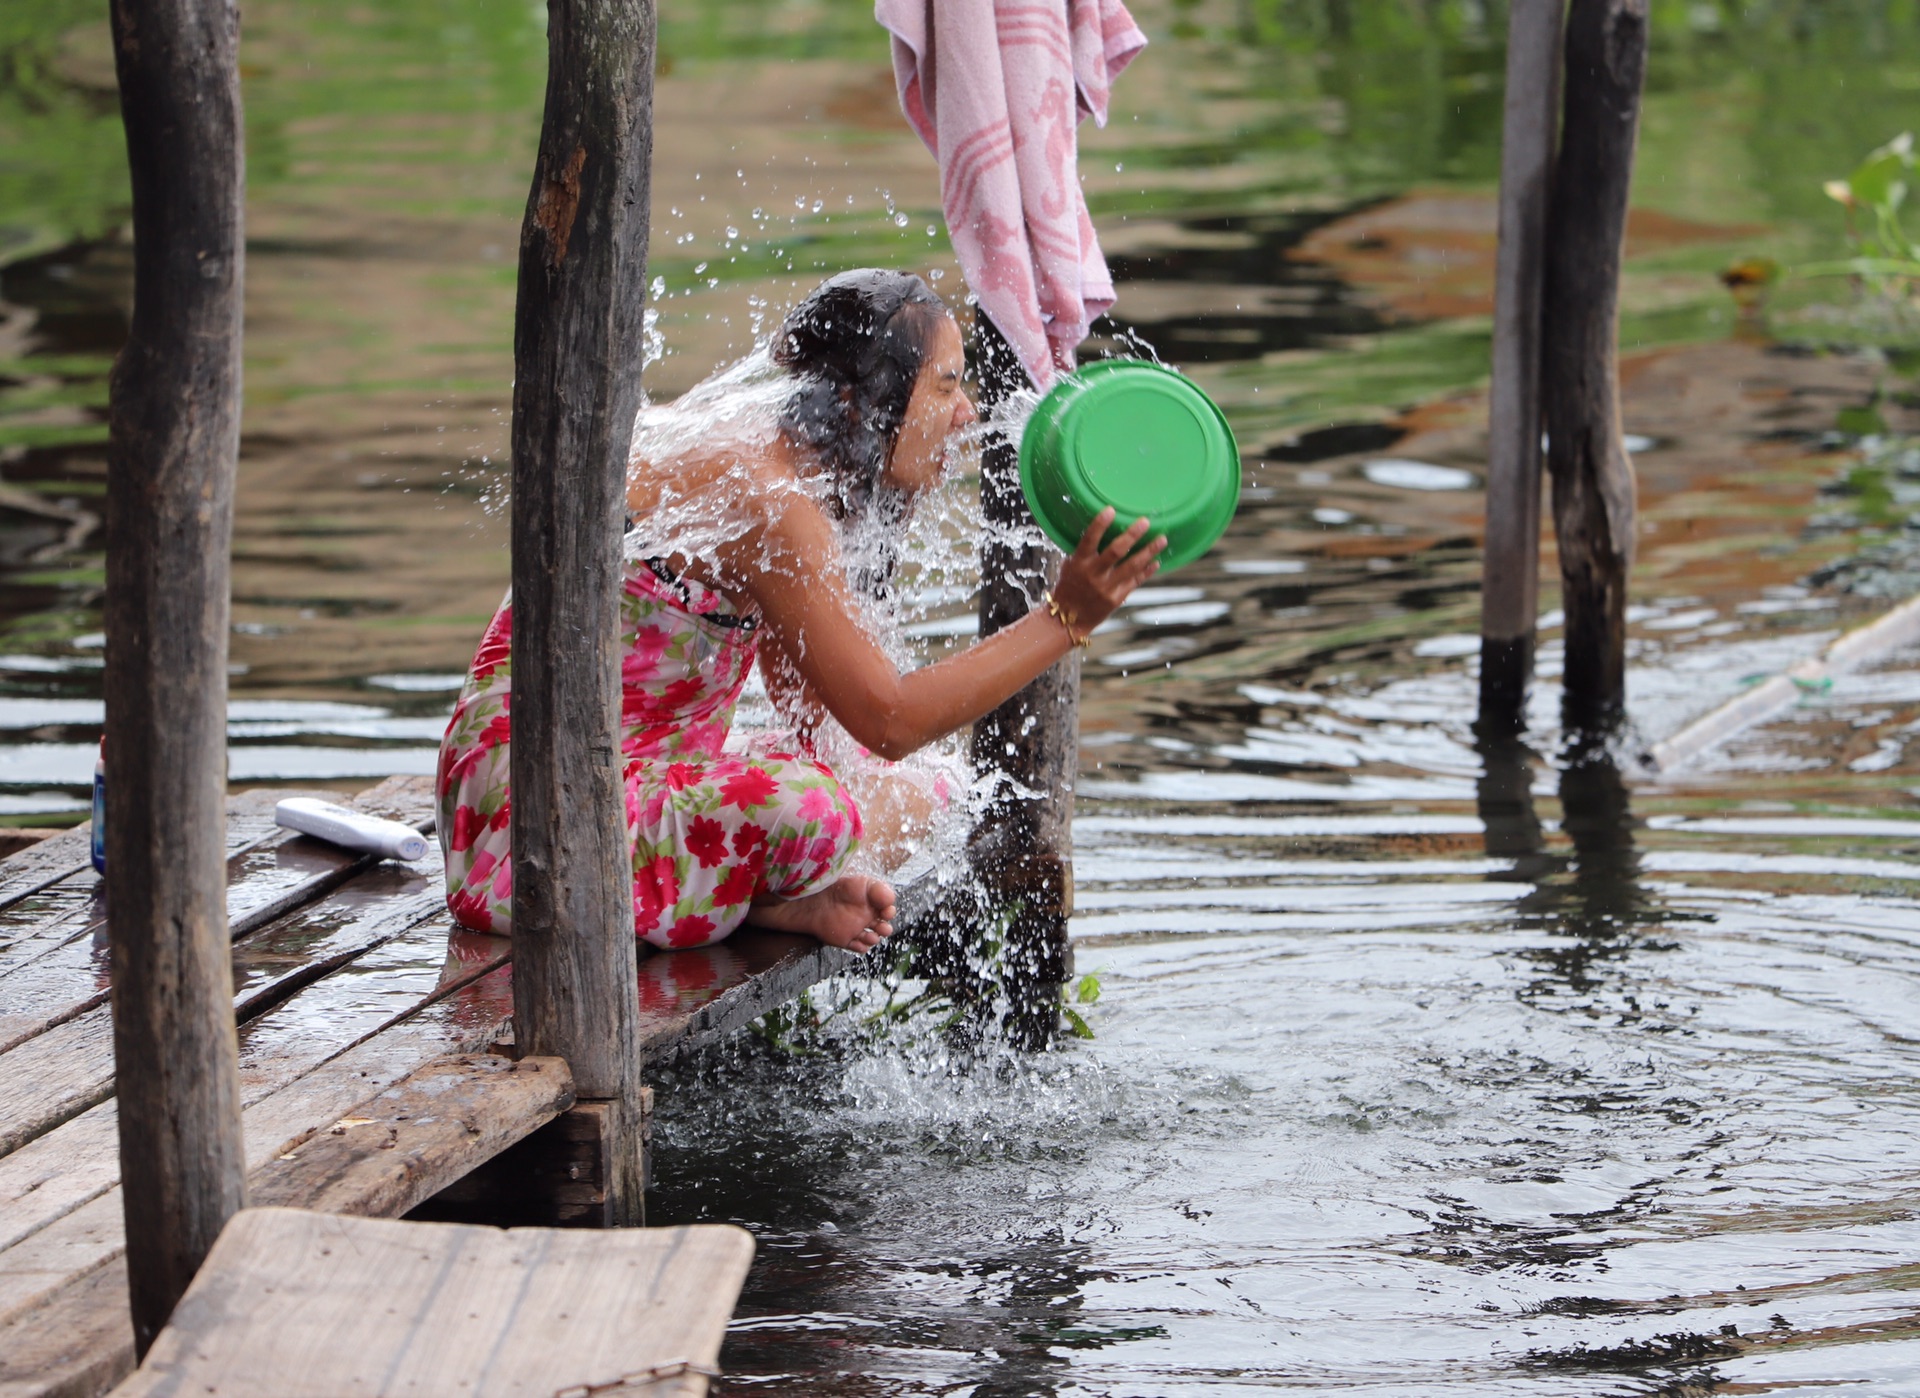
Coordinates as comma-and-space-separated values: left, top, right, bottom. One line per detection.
1043, 591, 1091, 648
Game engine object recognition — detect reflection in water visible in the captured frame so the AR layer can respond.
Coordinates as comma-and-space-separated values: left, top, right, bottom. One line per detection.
1474, 729, 1547, 868
1551, 738, 1650, 941
1480, 731, 1682, 1025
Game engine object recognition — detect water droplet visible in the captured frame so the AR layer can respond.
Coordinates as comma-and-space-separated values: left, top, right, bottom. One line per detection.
893, 212, 910, 228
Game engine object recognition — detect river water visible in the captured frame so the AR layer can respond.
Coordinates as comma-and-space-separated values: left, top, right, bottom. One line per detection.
8, 1, 1920, 1391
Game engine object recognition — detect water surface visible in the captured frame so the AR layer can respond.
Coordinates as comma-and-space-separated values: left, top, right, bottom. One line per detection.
7, 2, 1920, 1391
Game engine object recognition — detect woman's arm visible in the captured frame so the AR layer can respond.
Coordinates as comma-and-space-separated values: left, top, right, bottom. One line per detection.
731, 499, 1162, 762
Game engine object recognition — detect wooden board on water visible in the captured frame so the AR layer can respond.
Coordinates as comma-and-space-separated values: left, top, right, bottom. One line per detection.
0, 772, 922, 1395
0, 870, 460, 1167
635, 929, 853, 1057
0, 777, 439, 1054
0, 908, 503, 1256
248, 1053, 573, 1216
0, 824, 98, 922
0, 946, 512, 1329
0, 1046, 557, 1398
626, 867, 937, 1057
108, 1209, 752, 1398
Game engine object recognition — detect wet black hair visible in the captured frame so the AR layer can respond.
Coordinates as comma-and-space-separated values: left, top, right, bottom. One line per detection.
773, 268, 949, 520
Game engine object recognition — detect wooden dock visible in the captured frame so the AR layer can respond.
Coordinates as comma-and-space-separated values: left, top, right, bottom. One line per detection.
0, 774, 907, 1398
110, 1208, 754, 1398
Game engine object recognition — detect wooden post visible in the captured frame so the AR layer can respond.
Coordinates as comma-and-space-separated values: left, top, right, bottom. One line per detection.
970, 317, 1076, 1051
1542, 0, 1648, 734
509, 0, 655, 1226
1478, 0, 1564, 733
103, 0, 248, 1354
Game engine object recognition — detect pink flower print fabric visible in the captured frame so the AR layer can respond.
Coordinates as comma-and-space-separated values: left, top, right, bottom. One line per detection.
436, 557, 864, 949
626, 749, 863, 948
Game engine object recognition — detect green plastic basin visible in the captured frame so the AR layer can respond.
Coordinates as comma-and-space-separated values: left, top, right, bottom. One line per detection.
1018, 359, 1240, 574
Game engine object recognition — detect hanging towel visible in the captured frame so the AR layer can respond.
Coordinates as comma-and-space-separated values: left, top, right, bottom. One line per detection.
876, 0, 1147, 388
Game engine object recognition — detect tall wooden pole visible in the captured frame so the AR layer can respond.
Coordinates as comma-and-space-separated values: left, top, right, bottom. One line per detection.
104, 0, 247, 1354
509, 0, 654, 1225
1542, 0, 1648, 734
971, 317, 1076, 1051
1478, 0, 1564, 733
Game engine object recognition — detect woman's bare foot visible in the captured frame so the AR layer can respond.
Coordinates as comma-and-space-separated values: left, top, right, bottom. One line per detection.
749, 875, 896, 953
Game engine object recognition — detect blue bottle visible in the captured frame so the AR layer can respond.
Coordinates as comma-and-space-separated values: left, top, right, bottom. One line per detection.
90, 738, 105, 874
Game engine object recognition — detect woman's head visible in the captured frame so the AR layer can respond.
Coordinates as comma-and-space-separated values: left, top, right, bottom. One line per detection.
774, 269, 974, 519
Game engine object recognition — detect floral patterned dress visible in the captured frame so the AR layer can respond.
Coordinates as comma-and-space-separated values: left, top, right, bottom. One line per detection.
436, 556, 864, 949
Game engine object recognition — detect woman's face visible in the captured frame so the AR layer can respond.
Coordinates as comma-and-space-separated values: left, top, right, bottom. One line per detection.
881, 314, 976, 500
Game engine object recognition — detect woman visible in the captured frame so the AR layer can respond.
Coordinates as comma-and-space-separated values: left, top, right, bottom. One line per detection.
437, 269, 1164, 956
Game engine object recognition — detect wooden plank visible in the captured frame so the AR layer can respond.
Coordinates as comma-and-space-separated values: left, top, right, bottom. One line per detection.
0, 875, 926, 1391
0, 907, 509, 1310
0, 775, 429, 989
1477, 0, 1563, 729
0, 826, 97, 923
0, 834, 449, 1165
248, 1054, 572, 1216
0, 954, 512, 1333
508, 0, 657, 1227
409, 1093, 652, 1230
0, 796, 272, 994
1540, 0, 1650, 733
0, 779, 437, 1053
0, 1011, 116, 1160
1643, 591, 1920, 773
0, 800, 929, 1243
110, 1208, 752, 1398
0, 1260, 134, 1398
635, 929, 853, 1057
2, 838, 931, 1202
0, 1048, 557, 1398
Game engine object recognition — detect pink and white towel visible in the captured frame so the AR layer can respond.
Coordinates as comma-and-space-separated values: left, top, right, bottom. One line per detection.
876, 0, 1147, 388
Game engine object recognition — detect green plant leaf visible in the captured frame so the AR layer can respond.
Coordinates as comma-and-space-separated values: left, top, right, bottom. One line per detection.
1062, 1006, 1096, 1040
1075, 973, 1102, 1005
1849, 142, 1912, 213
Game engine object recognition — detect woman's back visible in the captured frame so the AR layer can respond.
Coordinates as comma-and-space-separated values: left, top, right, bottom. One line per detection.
436, 551, 769, 937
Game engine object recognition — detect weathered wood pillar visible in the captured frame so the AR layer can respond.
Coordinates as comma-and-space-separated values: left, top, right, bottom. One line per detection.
509, 0, 655, 1226
971, 316, 1076, 1051
104, 0, 247, 1354
1478, 0, 1564, 733
1542, 0, 1648, 734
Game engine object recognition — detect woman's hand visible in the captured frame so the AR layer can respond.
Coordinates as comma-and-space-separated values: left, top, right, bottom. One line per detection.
1049, 508, 1168, 639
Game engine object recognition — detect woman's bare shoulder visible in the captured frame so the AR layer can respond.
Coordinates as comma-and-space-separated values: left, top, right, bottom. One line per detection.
626, 435, 836, 586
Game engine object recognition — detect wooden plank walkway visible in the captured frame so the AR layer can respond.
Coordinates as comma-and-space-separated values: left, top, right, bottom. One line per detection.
0, 773, 911, 1398
110, 1209, 752, 1398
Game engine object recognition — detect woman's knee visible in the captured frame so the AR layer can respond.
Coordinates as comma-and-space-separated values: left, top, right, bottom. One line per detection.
760, 762, 862, 895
